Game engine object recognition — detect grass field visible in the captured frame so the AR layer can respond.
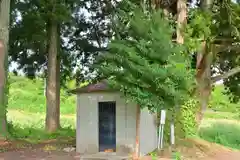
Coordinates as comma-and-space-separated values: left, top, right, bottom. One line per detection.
9, 75, 76, 114
7, 75, 240, 150
200, 112, 240, 150
7, 109, 75, 143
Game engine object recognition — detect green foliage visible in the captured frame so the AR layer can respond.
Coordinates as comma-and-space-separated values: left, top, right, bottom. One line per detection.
209, 2, 240, 102
178, 99, 198, 136
98, 6, 194, 112
172, 151, 181, 160
149, 151, 158, 160
199, 122, 240, 150
209, 85, 240, 113
162, 99, 198, 144
185, 9, 213, 52
10, 0, 75, 81
10, 0, 111, 82
8, 75, 75, 114
186, 1, 240, 103
216, 1, 240, 101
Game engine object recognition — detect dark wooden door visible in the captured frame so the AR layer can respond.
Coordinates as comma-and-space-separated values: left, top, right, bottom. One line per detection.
98, 101, 116, 152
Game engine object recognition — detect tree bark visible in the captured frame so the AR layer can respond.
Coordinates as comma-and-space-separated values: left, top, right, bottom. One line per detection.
45, 20, 60, 132
56, 56, 60, 129
176, 0, 187, 44
196, 42, 212, 124
0, 0, 11, 139
56, 32, 61, 129
195, 0, 214, 125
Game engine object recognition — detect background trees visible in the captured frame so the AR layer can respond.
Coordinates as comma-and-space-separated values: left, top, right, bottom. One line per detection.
188, 0, 240, 122
9, 0, 112, 132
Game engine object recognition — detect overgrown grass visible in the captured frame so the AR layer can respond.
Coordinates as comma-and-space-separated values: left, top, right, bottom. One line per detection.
209, 85, 240, 113
7, 110, 75, 143
7, 75, 77, 142
8, 75, 76, 114
200, 110, 240, 150
199, 121, 240, 150
204, 111, 240, 120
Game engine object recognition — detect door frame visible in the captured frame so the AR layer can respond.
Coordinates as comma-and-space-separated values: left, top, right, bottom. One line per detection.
98, 101, 116, 152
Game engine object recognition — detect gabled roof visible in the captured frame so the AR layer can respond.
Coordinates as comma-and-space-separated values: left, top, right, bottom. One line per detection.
70, 80, 116, 94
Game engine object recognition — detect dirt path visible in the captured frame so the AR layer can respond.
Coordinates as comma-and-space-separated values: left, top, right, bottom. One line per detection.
1, 149, 240, 160
1, 149, 80, 160
1, 138, 240, 160
211, 151, 240, 160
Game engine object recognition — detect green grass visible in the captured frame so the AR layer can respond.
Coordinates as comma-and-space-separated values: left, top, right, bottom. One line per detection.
204, 111, 240, 120
209, 85, 240, 113
199, 110, 240, 150
199, 121, 240, 150
8, 75, 76, 114
7, 75, 76, 142
7, 109, 75, 143
201, 85, 240, 150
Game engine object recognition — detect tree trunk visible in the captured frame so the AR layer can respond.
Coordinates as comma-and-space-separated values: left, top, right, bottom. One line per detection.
196, 42, 212, 125
195, 0, 214, 125
45, 20, 60, 132
56, 46, 61, 129
176, 0, 187, 44
0, 0, 11, 139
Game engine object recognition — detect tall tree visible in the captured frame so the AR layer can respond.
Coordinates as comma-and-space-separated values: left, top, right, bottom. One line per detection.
194, 0, 214, 123
97, 0, 240, 126
9, 0, 114, 132
9, 0, 73, 132
0, 0, 11, 138
45, 1, 61, 131
98, 3, 194, 118
97, 4, 194, 154
188, 0, 240, 122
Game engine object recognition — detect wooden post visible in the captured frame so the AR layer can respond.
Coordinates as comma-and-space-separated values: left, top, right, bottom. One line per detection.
134, 105, 141, 159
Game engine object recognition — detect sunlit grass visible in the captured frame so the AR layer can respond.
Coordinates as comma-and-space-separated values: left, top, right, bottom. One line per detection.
8, 75, 76, 114
199, 121, 240, 150
7, 109, 76, 143
204, 111, 240, 120
200, 111, 240, 150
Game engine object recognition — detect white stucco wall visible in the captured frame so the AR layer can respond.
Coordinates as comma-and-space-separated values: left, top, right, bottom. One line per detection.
76, 92, 157, 155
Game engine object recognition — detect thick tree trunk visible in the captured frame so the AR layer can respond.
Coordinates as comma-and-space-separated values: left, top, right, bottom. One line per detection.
195, 0, 214, 125
196, 42, 212, 125
0, 0, 11, 139
45, 20, 60, 132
